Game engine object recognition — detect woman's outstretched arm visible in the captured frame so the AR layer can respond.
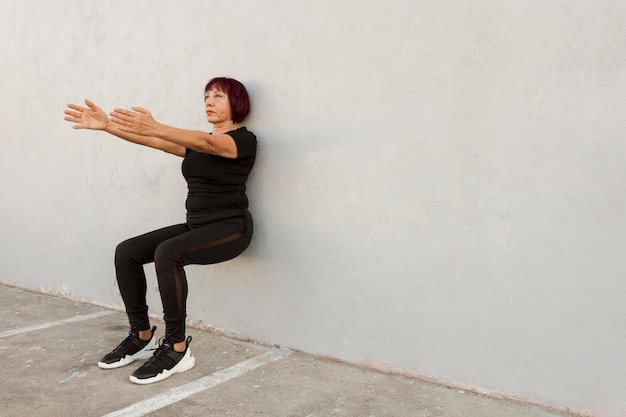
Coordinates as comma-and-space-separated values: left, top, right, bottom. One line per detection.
64, 99, 186, 157
110, 107, 238, 159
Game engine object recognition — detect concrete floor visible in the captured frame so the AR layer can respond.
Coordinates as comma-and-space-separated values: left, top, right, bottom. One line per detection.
0, 284, 576, 417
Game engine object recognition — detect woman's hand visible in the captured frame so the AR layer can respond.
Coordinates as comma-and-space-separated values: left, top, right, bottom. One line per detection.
64, 99, 109, 130
109, 107, 160, 136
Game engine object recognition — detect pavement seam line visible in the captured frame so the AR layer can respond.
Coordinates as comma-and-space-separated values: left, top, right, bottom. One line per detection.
102, 348, 292, 417
0, 310, 115, 338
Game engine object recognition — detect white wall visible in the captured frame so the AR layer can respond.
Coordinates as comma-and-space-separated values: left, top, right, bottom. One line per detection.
1, 1, 625, 415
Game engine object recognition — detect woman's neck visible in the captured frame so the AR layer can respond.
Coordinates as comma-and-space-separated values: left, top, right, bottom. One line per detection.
212, 120, 238, 134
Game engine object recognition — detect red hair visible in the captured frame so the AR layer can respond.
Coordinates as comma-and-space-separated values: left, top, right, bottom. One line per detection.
204, 77, 250, 123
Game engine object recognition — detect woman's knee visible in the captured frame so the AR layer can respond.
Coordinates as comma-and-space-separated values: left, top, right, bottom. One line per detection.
154, 240, 179, 268
114, 237, 143, 268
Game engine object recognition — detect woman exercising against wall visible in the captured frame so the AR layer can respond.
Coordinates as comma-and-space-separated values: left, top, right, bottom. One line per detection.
63, 77, 256, 384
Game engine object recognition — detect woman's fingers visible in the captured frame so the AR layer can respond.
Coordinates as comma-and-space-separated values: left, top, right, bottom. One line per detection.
63, 112, 86, 128
130, 106, 149, 114
109, 108, 141, 134
109, 109, 127, 120
110, 108, 148, 125
108, 107, 155, 135
63, 105, 84, 121
110, 108, 136, 123
112, 107, 151, 117
66, 103, 84, 112
66, 99, 99, 113
64, 110, 80, 119
85, 99, 101, 112
65, 103, 91, 119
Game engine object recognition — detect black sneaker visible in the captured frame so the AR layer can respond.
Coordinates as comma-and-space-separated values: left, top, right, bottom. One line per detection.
98, 326, 158, 369
130, 336, 195, 385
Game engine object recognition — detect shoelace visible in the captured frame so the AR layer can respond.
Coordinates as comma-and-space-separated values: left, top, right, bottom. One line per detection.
143, 338, 173, 368
110, 331, 137, 354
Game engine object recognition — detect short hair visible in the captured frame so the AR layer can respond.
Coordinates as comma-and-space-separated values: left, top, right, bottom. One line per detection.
204, 77, 251, 124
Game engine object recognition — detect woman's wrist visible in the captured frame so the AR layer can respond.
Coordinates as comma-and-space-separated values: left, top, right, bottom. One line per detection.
104, 120, 121, 134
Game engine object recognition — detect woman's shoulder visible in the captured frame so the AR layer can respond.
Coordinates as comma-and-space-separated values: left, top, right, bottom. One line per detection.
227, 127, 256, 159
228, 126, 255, 139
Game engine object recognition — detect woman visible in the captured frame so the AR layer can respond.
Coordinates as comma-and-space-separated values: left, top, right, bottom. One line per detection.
63, 77, 257, 384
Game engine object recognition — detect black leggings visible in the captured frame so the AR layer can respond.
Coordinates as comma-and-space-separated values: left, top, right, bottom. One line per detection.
114, 212, 252, 343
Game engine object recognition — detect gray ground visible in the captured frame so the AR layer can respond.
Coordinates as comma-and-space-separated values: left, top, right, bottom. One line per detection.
0, 284, 577, 417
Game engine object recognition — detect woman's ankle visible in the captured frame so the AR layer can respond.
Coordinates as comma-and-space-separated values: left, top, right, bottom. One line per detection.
138, 329, 152, 341
173, 340, 186, 353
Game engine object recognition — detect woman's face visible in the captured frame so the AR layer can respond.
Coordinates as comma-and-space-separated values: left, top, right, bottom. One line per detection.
204, 87, 233, 125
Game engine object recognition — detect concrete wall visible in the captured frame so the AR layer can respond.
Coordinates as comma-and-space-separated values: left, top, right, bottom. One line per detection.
1, 1, 625, 415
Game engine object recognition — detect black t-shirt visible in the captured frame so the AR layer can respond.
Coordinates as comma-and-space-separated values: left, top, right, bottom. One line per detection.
182, 127, 257, 227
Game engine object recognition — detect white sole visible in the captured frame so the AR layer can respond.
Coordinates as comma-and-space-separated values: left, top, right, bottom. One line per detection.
129, 348, 195, 385
98, 336, 158, 369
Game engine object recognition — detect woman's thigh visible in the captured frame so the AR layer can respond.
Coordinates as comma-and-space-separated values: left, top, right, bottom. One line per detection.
116, 224, 189, 265
155, 218, 252, 267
